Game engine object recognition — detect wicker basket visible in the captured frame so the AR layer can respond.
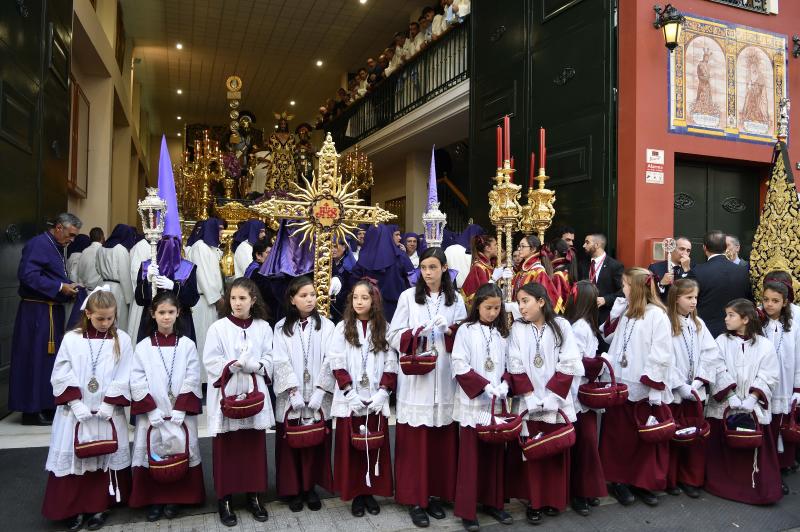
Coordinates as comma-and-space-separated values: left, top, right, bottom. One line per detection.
519, 409, 576, 461
73, 415, 118, 459
577, 357, 629, 409
476, 396, 524, 444
723, 407, 763, 449
284, 409, 328, 449
399, 328, 437, 376
220, 370, 265, 419
671, 391, 710, 446
147, 421, 190, 484
634, 401, 677, 444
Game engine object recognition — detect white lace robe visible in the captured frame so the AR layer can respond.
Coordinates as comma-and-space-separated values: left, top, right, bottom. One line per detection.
130, 336, 203, 468
233, 241, 253, 279
668, 316, 724, 404
388, 287, 467, 427
46, 330, 134, 476
763, 312, 800, 414
96, 244, 133, 331
571, 317, 599, 413
188, 240, 224, 358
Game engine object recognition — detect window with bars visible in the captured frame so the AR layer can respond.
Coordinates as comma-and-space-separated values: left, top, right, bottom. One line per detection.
706, 0, 770, 14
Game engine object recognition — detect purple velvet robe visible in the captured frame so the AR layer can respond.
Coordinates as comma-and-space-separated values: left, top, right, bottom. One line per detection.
9, 232, 74, 413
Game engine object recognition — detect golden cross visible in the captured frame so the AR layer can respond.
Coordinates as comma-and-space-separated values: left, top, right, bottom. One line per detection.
250, 133, 396, 316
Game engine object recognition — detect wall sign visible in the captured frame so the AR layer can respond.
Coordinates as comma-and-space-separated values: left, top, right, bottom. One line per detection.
646, 148, 665, 184
669, 14, 787, 144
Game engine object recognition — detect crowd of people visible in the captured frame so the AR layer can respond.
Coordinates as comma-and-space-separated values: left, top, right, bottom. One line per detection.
9, 209, 797, 532
315, 0, 470, 127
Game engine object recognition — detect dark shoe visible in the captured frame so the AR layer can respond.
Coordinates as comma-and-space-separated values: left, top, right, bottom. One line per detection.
410, 505, 430, 527
163, 504, 179, 519
146, 505, 163, 522
587, 497, 600, 506
630, 486, 658, 506
484, 506, 513, 524
679, 483, 701, 499
426, 497, 446, 519
305, 489, 322, 511
289, 495, 304, 512
571, 497, 590, 516
351, 496, 366, 517
610, 483, 635, 506
86, 512, 108, 531
364, 495, 380, 515
543, 506, 559, 517
246, 492, 268, 522
782, 481, 790, 495
21, 412, 52, 426
665, 485, 682, 496
526, 507, 543, 525
462, 518, 480, 531
65, 514, 84, 531
217, 497, 237, 527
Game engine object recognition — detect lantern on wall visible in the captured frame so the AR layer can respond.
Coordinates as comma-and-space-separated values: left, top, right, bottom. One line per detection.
654, 4, 685, 52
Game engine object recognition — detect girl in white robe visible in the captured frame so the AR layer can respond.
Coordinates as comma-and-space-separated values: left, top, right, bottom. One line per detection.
127, 237, 151, 341
665, 278, 725, 497
272, 276, 336, 511
42, 288, 134, 531
188, 218, 225, 358
759, 279, 800, 480
330, 278, 398, 516
129, 291, 205, 521
705, 298, 781, 504
96, 224, 136, 332
203, 277, 281, 527
451, 283, 513, 530
598, 267, 674, 507
506, 282, 583, 523
388, 247, 467, 527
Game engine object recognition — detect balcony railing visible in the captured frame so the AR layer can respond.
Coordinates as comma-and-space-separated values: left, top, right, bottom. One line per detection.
707, 0, 769, 14
326, 17, 470, 151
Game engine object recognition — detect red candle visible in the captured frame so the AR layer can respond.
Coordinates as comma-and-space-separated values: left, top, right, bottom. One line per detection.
509, 156, 515, 181
539, 127, 546, 171
504, 115, 511, 162
529, 151, 536, 188
496, 126, 502, 168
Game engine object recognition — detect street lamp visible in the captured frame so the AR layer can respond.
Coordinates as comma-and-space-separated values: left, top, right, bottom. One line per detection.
654, 4, 685, 52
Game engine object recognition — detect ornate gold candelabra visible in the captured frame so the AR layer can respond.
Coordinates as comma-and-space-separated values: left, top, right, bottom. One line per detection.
250, 133, 396, 316
519, 168, 556, 241
488, 160, 522, 303
215, 201, 261, 278
341, 144, 374, 196
175, 131, 224, 220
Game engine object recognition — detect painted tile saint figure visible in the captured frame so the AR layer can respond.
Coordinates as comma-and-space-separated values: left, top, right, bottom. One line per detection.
690, 48, 720, 118
739, 48, 771, 134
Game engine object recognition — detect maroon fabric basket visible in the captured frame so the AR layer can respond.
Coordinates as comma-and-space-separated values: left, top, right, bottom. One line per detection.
577, 357, 629, 409
350, 413, 386, 451
476, 396, 524, 444
723, 407, 763, 449
780, 400, 800, 444
284, 409, 328, 449
147, 421, 190, 484
519, 409, 576, 461
634, 401, 677, 444
74, 415, 119, 459
220, 371, 265, 419
399, 328, 437, 376
671, 391, 711, 446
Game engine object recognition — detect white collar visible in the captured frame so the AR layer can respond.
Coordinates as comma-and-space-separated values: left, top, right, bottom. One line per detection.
592, 252, 606, 264
707, 253, 724, 260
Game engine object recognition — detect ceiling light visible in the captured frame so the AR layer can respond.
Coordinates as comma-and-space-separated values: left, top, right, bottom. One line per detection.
177, 132, 182, 137
359, 0, 367, 4
289, 100, 296, 106
316, 60, 323, 67
176, 89, 183, 94
176, 43, 183, 50
177, 115, 182, 120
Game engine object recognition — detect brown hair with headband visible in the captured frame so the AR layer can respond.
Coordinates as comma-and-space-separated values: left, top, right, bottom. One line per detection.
624, 267, 666, 320
76, 290, 121, 359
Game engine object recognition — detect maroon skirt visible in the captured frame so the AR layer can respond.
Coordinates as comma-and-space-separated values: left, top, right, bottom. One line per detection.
705, 419, 782, 505
42, 468, 132, 521
129, 464, 206, 507
212, 429, 268, 498
394, 423, 458, 507
454, 426, 506, 520
506, 420, 570, 511
599, 401, 669, 491
570, 411, 608, 498
667, 402, 706, 488
770, 415, 798, 470
333, 415, 393, 501
275, 421, 333, 497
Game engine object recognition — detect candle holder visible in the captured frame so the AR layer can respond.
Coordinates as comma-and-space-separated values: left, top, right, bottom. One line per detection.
519, 168, 556, 241
488, 160, 522, 303
137, 187, 167, 298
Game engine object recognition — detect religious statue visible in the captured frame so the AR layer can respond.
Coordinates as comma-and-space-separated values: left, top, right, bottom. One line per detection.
690, 48, 720, 118
740, 50, 770, 130
263, 111, 298, 195
294, 122, 315, 180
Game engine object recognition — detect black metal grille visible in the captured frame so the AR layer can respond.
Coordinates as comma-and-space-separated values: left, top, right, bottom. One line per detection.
706, 0, 769, 14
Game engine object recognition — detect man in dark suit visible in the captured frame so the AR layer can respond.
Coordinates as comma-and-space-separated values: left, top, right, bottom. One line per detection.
726, 234, 750, 271
579, 233, 624, 326
648, 236, 694, 303
687, 230, 752, 338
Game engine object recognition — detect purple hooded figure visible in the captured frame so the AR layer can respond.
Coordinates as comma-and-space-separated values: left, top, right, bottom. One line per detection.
103, 224, 138, 251
351, 224, 412, 321
186, 220, 205, 248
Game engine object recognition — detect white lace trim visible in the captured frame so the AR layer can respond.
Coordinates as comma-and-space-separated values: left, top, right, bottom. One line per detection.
395, 399, 454, 427
46, 448, 131, 477
272, 360, 299, 395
